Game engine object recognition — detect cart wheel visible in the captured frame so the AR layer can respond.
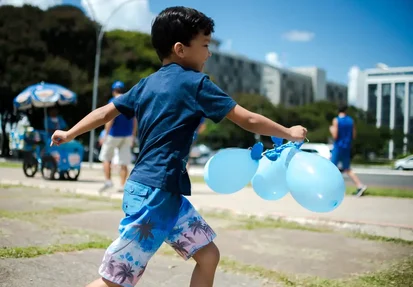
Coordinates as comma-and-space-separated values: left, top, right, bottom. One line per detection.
23, 154, 38, 177
65, 169, 81, 181
41, 156, 57, 180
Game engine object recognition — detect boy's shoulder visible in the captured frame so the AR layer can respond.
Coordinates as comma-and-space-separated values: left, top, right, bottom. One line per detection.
127, 64, 214, 101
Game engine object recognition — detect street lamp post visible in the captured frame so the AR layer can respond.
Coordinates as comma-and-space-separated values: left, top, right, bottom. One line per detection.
86, 0, 142, 166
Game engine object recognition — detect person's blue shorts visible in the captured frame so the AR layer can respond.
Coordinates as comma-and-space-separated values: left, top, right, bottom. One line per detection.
98, 180, 216, 287
331, 147, 351, 170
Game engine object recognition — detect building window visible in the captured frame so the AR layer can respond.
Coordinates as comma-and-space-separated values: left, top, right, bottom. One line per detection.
381, 83, 391, 128
394, 83, 406, 154
395, 83, 405, 130
367, 84, 377, 121
409, 83, 413, 135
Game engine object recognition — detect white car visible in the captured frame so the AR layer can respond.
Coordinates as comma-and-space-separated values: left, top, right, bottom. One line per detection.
300, 143, 332, 160
189, 144, 215, 165
394, 155, 413, 170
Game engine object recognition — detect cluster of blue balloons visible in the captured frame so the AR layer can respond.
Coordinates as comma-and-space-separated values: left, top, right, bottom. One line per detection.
204, 137, 345, 213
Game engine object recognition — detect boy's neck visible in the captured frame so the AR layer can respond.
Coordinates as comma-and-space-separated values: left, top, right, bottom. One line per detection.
162, 56, 185, 67
162, 57, 200, 72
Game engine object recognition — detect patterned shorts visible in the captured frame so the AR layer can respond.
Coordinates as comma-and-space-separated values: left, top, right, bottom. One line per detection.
98, 180, 216, 287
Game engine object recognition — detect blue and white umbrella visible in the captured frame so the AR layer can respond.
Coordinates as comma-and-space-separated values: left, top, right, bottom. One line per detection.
14, 82, 77, 110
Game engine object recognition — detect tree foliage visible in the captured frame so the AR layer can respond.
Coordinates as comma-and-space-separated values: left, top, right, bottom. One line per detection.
198, 95, 393, 157
0, 5, 402, 159
0, 4, 160, 155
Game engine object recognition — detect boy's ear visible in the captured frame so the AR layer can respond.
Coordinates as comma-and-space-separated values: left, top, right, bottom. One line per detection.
173, 42, 185, 58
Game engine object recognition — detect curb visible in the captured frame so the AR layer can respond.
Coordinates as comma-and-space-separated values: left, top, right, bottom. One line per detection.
1, 179, 413, 241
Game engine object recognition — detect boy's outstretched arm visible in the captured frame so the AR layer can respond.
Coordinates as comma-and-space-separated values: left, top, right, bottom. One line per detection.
51, 103, 120, 146
226, 104, 307, 142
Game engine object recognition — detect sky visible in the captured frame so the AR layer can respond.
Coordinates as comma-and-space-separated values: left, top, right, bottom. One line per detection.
2, 0, 413, 84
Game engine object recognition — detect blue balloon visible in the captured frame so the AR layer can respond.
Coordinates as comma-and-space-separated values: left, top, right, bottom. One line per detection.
271, 136, 284, 147
204, 148, 259, 194
277, 146, 300, 169
251, 155, 289, 201
286, 151, 345, 213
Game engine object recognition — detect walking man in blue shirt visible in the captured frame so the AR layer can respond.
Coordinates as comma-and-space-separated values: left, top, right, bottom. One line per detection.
99, 81, 137, 192
330, 105, 367, 197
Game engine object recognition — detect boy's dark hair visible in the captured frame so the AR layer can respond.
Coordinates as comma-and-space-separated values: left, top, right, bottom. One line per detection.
338, 104, 348, 113
151, 6, 215, 61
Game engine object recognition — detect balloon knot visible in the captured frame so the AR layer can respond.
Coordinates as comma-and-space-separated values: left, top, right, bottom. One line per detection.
250, 142, 264, 160
263, 141, 304, 161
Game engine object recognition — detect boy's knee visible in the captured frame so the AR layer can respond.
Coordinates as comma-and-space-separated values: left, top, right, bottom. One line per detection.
86, 277, 122, 287
194, 242, 220, 267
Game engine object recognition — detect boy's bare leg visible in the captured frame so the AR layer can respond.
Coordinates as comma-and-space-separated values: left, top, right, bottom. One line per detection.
86, 278, 121, 287
190, 242, 220, 287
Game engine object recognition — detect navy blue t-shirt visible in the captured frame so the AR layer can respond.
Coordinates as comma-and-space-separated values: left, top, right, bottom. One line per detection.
112, 63, 237, 195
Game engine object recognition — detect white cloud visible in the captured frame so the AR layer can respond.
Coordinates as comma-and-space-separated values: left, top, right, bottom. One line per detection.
80, 0, 155, 33
1, 0, 62, 9
1, 0, 155, 33
283, 30, 315, 42
265, 52, 282, 67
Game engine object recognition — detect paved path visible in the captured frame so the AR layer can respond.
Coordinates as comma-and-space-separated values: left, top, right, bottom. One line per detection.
1, 166, 413, 240
1, 186, 412, 286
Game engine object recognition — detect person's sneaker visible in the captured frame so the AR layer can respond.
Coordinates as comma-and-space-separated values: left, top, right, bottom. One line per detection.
99, 180, 113, 192
354, 185, 367, 197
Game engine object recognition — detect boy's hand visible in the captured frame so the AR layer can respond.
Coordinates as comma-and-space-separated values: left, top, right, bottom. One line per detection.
287, 125, 307, 142
50, 130, 73, 146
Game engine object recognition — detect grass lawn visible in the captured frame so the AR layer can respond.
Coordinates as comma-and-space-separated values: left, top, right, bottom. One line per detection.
0, 161, 21, 168
345, 186, 413, 198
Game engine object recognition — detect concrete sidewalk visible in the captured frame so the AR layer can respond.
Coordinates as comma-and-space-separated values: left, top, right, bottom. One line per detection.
3, 186, 412, 286
1, 166, 413, 240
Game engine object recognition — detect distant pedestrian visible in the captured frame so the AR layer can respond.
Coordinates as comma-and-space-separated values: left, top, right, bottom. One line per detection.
98, 129, 119, 165
98, 81, 137, 192
330, 104, 367, 196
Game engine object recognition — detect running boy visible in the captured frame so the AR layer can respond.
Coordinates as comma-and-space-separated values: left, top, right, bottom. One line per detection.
51, 6, 307, 287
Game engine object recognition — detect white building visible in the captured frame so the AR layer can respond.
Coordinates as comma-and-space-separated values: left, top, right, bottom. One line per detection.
205, 42, 347, 108
349, 65, 413, 158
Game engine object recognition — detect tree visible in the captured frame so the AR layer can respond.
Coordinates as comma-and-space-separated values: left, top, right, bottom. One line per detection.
199, 93, 279, 149
0, 5, 398, 160
0, 5, 161, 155
198, 95, 392, 159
